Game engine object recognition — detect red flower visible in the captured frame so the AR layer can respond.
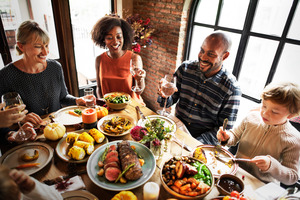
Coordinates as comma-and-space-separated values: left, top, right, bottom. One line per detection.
144, 18, 150, 25
152, 138, 161, 146
132, 43, 141, 53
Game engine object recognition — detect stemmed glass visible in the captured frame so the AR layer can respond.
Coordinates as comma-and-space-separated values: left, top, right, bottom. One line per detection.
157, 74, 177, 116
1, 92, 29, 141
130, 60, 143, 93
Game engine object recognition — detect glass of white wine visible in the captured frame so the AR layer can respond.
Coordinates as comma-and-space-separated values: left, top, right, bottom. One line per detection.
1, 92, 30, 142
157, 74, 177, 116
130, 59, 144, 93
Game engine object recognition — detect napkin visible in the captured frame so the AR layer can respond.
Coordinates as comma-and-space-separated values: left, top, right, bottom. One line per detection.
255, 182, 288, 200
51, 175, 86, 193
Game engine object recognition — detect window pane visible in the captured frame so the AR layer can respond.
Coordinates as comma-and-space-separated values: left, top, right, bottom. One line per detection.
238, 37, 279, 99
194, 0, 218, 25
251, 0, 293, 36
0, 0, 59, 62
272, 44, 300, 85
218, 0, 249, 30
287, 3, 300, 40
69, 0, 111, 87
188, 26, 213, 61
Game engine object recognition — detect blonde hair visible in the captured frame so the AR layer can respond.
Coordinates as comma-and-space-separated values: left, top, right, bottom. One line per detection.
0, 166, 20, 200
16, 20, 50, 55
262, 82, 300, 115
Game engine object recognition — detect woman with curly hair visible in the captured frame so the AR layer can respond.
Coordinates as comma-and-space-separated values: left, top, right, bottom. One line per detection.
91, 15, 146, 105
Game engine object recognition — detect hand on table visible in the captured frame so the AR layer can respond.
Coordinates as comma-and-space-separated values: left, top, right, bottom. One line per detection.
0, 103, 27, 128
251, 156, 271, 171
7, 122, 37, 143
9, 169, 35, 194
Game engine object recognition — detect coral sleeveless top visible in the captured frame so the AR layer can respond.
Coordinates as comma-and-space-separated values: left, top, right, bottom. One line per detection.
99, 50, 144, 105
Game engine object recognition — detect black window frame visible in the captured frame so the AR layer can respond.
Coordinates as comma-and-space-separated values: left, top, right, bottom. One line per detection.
185, 0, 300, 103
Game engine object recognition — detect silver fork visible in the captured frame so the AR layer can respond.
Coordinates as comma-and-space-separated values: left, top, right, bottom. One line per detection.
215, 118, 228, 157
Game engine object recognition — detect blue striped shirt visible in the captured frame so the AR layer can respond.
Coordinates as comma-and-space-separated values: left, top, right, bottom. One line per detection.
168, 60, 241, 144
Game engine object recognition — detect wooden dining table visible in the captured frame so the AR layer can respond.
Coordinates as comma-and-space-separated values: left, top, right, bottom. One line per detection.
1, 99, 265, 200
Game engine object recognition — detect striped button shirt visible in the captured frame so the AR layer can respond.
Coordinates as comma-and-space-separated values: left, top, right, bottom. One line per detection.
168, 60, 241, 142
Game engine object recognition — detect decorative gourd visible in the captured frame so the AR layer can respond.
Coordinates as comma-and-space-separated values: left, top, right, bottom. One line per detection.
44, 123, 66, 141
96, 106, 108, 119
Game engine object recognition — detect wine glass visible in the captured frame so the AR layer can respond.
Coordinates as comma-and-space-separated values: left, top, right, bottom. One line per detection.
1, 92, 29, 141
130, 60, 143, 93
157, 74, 177, 116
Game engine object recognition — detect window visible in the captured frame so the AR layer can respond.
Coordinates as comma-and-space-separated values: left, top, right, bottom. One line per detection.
186, 0, 300, 102
0, 0, 113, 94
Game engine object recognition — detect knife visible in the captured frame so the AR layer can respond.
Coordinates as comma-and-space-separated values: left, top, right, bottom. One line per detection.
135, 106, 146, 120
171, 134, 192, 152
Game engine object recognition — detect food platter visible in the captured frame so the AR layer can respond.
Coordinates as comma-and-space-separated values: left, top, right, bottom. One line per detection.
87, 140, 156, 191
97, 114, 136, 137
191, 145, 238, 178
137, 115, 177, 134
61, 190, 99, 200
56, 130, 108, 163
53, 106, 86, 126
0, 142, 53, 175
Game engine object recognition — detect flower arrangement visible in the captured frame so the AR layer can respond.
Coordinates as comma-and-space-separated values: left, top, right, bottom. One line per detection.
130, 118, 174, 158
126, 14, 155, 53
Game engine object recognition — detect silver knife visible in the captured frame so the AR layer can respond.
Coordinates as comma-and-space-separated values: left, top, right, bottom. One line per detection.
172, 134, 192, 152
135, 106, 146, 120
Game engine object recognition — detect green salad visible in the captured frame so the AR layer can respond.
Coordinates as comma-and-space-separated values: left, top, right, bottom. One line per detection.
105, 95, 129, 104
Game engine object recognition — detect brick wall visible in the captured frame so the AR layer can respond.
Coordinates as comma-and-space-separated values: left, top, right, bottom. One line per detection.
132, 0, 191, 112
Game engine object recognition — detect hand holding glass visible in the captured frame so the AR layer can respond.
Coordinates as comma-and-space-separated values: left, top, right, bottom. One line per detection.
1, 92, 30, 142
84, 88, 95, 107
157, 74, 177, 116
130, 60, 145, 93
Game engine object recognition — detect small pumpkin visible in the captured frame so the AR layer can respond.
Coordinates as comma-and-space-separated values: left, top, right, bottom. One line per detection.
44, 123, 66, 141
96, 106, 108, 119
111, 191, 137, 200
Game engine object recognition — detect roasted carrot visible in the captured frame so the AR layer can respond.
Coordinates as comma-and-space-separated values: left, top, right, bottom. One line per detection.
174, 180, 183, 188
179, 183, 191, 191
68, 110, 80, 117
15, 163, 40, 169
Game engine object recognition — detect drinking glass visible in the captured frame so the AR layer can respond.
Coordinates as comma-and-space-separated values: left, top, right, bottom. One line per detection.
130, 60, 143, 93
84, 88, 95, 107
1, 92, 29, 141
157, 74, 177, 116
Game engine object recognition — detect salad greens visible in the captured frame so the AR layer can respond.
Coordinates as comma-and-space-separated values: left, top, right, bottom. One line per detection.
105, 95, 129, 104
192, 161, 212, 186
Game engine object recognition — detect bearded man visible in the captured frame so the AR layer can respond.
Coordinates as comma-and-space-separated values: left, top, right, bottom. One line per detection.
158, 31, 241, 145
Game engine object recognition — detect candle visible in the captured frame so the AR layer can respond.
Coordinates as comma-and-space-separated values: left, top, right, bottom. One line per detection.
82, 108, 97, 129
143, 182, 160, 200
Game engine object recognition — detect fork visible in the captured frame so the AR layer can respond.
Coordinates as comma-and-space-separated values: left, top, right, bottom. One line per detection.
215, 118, 228, 157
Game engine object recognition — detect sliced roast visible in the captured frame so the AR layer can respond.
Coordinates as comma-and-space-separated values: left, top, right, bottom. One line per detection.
104, 161, 120, 171
105, 167, 121, 182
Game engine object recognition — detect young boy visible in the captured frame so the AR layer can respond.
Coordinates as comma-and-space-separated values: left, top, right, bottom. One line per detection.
217, 82, 300, 185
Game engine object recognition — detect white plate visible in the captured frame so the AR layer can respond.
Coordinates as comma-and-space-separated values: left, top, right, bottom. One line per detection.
97, 114, 136, 137
62, 190, 98, 200
53, 106, 86, 126
137, 115, 177, 134
56, 129, 108, 163
0, 142, 53, 175
87, 140, 156, 191
191, 145, 238, 178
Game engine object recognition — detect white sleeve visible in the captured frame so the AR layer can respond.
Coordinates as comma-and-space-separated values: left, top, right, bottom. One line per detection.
22, 179, 63, 200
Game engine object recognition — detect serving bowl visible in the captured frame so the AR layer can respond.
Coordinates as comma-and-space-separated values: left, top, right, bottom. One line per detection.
216, 174, 244, 196
103, 92, 131, 110
160, 156, 214, 199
